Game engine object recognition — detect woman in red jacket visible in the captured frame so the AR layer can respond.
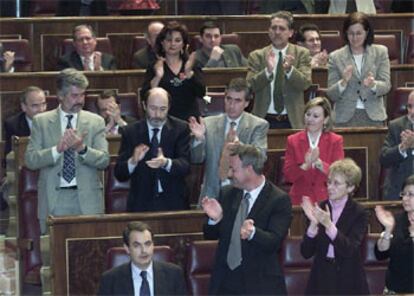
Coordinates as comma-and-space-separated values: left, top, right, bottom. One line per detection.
283, 97, 344, 205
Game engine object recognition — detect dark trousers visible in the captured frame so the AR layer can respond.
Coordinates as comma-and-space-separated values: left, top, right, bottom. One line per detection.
217, 265, 245, 295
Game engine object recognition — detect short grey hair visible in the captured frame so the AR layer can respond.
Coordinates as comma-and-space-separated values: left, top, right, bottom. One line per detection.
20, 86, 44, 104
56, 68, 89, 98
230, 144, 265, 175
270, 11, 294, 29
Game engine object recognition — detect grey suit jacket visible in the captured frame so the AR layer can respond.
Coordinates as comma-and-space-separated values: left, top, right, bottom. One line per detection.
380, 116, 413, 200
24, 108, 109, 220
327, 44, 391, 124
194, 44, 247, 68
247, 43, 312, 129
191, 112, 268, 200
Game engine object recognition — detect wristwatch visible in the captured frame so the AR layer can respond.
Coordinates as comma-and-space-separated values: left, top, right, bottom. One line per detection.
78, 145, 88, 155
380, 231, 393, 240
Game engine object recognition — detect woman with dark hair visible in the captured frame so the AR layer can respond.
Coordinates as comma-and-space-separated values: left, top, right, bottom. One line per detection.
374, 175, 414, 294
327, 12, 391, 127
301, 158, 369, 295
283, 97, 344, 205
140, 21, 205, 121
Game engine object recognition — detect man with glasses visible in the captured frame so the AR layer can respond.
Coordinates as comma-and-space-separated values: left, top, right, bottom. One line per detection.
57, 24, 116, 71
295, 23, 328, 68
380, 90, 414, 200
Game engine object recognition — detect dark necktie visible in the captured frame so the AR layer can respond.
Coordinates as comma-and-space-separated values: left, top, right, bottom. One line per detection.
140, 270, 150, 296
227, 192, 251, 270
62, 115, 75, 183
150, 128, 159, 158
273, 51, 284, 113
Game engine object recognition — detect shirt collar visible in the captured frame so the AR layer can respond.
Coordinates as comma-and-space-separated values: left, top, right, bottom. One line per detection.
272, 44, 289, 55
226, 114, 242, 127
329, 196, 348, 210
59, 106, 78, 123
243, 176, 266, 206
131, 260, 154, 282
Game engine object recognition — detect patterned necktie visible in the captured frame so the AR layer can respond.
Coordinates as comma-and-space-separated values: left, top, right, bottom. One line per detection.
273, 51, 284, 113
227, 192, 251, 270
83, 56, 91, 71
62, 115, 75, 183
140, 270, 150, 296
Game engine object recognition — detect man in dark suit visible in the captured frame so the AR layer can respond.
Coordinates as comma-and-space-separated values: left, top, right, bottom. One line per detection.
133, 21, 164, 69
194, 21, 247, 69
95, 90, 137, 135
115, 87, 191, 212
97, 221, 187, 295
202, 144, 292, 295
57, 24, 116, 71
380, 90, 414, 200
4, 86, 47, 155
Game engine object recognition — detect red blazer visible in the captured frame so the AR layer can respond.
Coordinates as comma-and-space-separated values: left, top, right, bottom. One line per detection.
283, 130, 344, 205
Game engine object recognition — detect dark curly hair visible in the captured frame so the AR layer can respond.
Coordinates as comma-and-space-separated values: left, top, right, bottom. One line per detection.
155, 21, 189, 60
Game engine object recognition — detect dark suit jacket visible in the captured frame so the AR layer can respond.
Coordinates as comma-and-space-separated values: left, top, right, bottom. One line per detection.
194, 44, 247, 69
97, 260, 187, 295
203, 181, 292, 295
300, 198, 369, 295
114, 116, 191, 212
4, 112, 30, 155
57, 0, 108, 16
57, 51, 117, 71
283, 131, 344, 205
133, 46, 156, 69
380, 115, 413, 200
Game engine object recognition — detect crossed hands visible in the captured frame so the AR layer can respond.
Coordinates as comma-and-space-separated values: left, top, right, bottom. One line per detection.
400, 129, 414, 152
93, 51, 103, 71
210, 46, 224, 61
129, 144, 168, 169
302, 147, 322, 171
301, 196, 333, 229
266, 49, 295, 73
57, 129, 87, 153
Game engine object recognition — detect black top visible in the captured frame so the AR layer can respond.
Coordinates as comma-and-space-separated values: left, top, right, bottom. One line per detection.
375, 212, 414, 293
141, 57, 205, 121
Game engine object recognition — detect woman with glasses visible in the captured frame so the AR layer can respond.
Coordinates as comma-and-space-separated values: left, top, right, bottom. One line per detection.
283, 97, 344, 205
374, 175, 414, 294
300, 158, 369, 295
326, 12, 391, 127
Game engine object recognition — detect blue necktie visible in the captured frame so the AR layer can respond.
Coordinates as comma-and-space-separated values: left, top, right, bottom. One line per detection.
62, 115, 75, 183
140, 270, 150, 296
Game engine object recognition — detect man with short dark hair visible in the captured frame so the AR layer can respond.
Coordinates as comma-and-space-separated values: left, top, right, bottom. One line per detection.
189, 78, 268, 203
296, 23, 328, 68
97, 221, 187, 295
57, 24, 116, 71
115, 87, 191, 212
194, 21, 247, 69
133, 22, 164, 69
25, 68, 109, 234
202, 144, 292, 295
4, 86, 47, 155
247, 11, 312, 129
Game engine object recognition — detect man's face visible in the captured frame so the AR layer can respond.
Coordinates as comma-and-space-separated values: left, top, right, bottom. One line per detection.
225, 90, 249, 120
407, 93, 414, 122
60, 85, 85, 114
147, 23, 164, 48
201, 28, 222, 51
144, 90, 169, 127
97, 96, 116, 120
73, 27, 97, 57
21, 90, 47, 119
124, 230, 154, 270
268, 17, 293, 49
228, 155, 250, 190
301, 30, 321, 56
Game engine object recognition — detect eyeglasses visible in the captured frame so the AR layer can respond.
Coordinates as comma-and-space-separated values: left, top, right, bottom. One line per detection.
326, 179, 347, 187
347, 31, 366, 37
400, 191, 414, 198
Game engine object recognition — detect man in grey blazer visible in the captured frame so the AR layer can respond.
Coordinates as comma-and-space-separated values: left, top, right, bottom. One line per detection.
380, 90, 414, 200
25, 68, 109, 234
247, 11, 312, 129
189, 78, 269, 202
194, 21, 247, 69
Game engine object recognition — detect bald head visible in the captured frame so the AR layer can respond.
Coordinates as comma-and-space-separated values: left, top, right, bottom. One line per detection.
144, 87, 170, 127
147, 22, 164, 48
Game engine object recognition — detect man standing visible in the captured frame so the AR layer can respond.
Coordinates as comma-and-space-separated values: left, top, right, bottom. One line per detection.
4, 86, 47, 155
189, 78, 268, 202
95, 90, 136, 135
57, 24, 116, 71
247, 11, 312, 129
97, 221, 187, 295
114, 87, 191, 212
194, 21, 247, 69
380, 90, 414, 200
133, 21, 164, 69
25, 68, 109, 233
296, 23, 328, 68
202, 144, 292, 295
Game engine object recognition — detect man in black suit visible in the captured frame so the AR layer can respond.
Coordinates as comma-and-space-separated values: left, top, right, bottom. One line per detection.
115, 87, 191, 212
133, 21, 164, 69
202, 144, 292, 295
97, 221, 187, 295
57, 24, 116, 71
4, 86, 47, 155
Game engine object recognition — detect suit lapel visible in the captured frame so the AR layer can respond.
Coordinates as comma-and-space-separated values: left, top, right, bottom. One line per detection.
73, 52, 84, 70
18, 113, 30, 135
153, 261, 165, 295
214, 114, 226, 153
237, 113, 250, 141
335, 198, 354, 233
47, 109, 61, 145
248, 182, 270, 219
361, 45, 373, 79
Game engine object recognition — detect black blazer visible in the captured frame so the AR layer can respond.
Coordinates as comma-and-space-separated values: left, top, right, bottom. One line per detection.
114, 117, 191, 212
300, 198, 369, 295
57, 51, 117, 71
97, 261, 187, 295
203, 181, 292, 295
4, 112, 31, 154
